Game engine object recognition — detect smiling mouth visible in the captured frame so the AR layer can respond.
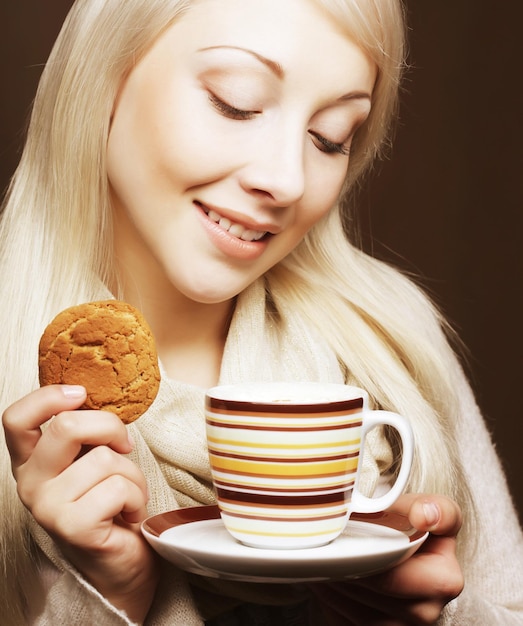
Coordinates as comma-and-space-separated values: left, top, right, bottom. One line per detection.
201, 205, 269, 242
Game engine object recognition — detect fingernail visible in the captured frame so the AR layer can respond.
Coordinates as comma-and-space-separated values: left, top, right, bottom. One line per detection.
62, 385, 86, 398
423, 502, 440, 528
127, 432, 135, 448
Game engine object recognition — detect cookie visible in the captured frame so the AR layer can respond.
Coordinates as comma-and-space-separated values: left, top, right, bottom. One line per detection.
38, 300, 160, 424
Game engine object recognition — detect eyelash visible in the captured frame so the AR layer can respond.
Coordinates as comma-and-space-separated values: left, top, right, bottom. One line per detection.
208, 92, 258, 120
209, 92, 350, 157
308, 131, 351, 156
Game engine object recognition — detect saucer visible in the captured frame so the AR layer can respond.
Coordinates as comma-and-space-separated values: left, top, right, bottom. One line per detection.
141, 505, 428, 583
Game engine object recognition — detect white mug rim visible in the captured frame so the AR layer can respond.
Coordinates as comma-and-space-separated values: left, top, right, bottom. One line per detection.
206, 382, 369, 407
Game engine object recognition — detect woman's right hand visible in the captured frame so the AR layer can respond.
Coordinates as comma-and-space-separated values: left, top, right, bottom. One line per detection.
2, 384, 159, 623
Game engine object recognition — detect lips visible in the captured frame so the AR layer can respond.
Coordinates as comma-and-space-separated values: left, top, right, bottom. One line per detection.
206, 209, 267, 242
197, 201, 272, 242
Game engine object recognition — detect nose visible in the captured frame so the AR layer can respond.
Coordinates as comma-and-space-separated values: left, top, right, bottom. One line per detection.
238, 126, 306, 206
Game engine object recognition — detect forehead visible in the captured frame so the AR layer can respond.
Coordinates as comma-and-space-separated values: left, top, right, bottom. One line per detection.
155, 0, 375, 91
179, 0, 348, 46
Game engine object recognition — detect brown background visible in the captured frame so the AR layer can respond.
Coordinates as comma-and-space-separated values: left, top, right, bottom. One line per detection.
1, 2, 521, 523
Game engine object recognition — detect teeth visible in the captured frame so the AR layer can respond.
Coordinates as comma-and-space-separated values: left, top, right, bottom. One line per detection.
208, 210, 221, 221
228, 223, 244, 237
207, 209, 267, 242
243, 229, 266, 242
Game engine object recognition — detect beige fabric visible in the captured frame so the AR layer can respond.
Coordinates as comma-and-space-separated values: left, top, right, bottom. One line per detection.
132, 278, 382, 515
28, 281, 386, 624
27, 279, 523, 624
439, 358, 523, 625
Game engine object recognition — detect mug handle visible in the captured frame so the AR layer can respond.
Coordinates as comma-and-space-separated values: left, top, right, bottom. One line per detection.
350, 410, 414, 514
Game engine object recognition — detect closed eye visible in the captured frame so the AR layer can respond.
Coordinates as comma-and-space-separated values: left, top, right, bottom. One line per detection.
309, 130, 350, 156
208, 91, 351, 156
208, 92, 259, 121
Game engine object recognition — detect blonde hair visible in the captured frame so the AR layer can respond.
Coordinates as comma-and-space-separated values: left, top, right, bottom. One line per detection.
272, 0, 469, 498
0, 0, 471, 622
269, 0, 473, 548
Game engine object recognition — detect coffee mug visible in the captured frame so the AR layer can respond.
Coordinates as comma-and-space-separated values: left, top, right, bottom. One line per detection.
205, 382, 413, 549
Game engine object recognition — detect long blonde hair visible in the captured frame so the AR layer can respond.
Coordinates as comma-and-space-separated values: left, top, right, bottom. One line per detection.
270, 0, 469, 499
0, 0, 471, 622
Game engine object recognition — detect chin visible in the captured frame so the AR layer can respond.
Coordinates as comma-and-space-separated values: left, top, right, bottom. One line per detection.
180, 283, 245, 305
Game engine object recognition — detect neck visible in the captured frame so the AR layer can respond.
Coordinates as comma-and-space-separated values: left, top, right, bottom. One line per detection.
145, 293, 233, 389
122, 275, 233, 388
112, 209, 234, 388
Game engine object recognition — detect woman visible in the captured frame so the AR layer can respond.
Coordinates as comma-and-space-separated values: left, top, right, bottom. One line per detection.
1, 0, 522, 623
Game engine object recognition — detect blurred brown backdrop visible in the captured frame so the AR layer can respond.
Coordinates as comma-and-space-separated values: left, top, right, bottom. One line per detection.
1, 2, 521, 522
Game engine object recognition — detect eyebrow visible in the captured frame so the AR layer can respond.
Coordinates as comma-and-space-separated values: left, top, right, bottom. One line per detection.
198, 45, 284, 79
198, 45, 372, 103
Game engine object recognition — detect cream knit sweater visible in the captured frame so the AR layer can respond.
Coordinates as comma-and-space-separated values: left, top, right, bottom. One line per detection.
28, 282, 523, 624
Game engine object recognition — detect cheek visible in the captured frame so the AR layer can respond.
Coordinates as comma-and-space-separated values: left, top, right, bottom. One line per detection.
107, 102, 192, 207
136, 92, 238, 188
303, 161, 348, 225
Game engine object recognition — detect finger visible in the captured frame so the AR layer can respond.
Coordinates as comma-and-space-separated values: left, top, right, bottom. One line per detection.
387, 493, 463, 536
2, 385, 87, 467
349, 536, 464, 615
20, 409, 133, 482
29, 445, 148, 520
51, 474, 149, 547
308, 496, 464, 625
353, 534, 463, 593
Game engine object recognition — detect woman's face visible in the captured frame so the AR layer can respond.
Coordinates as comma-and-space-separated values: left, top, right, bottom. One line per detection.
107, 0, 376, 305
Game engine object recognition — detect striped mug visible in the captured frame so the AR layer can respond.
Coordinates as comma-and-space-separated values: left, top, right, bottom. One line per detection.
205, 382, 414, 549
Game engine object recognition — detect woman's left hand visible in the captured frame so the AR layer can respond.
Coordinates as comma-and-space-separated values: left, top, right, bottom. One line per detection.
309, 493, 464, 625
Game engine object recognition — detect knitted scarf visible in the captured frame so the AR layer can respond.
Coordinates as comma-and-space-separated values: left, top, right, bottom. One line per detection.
31, 279, 391, 624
